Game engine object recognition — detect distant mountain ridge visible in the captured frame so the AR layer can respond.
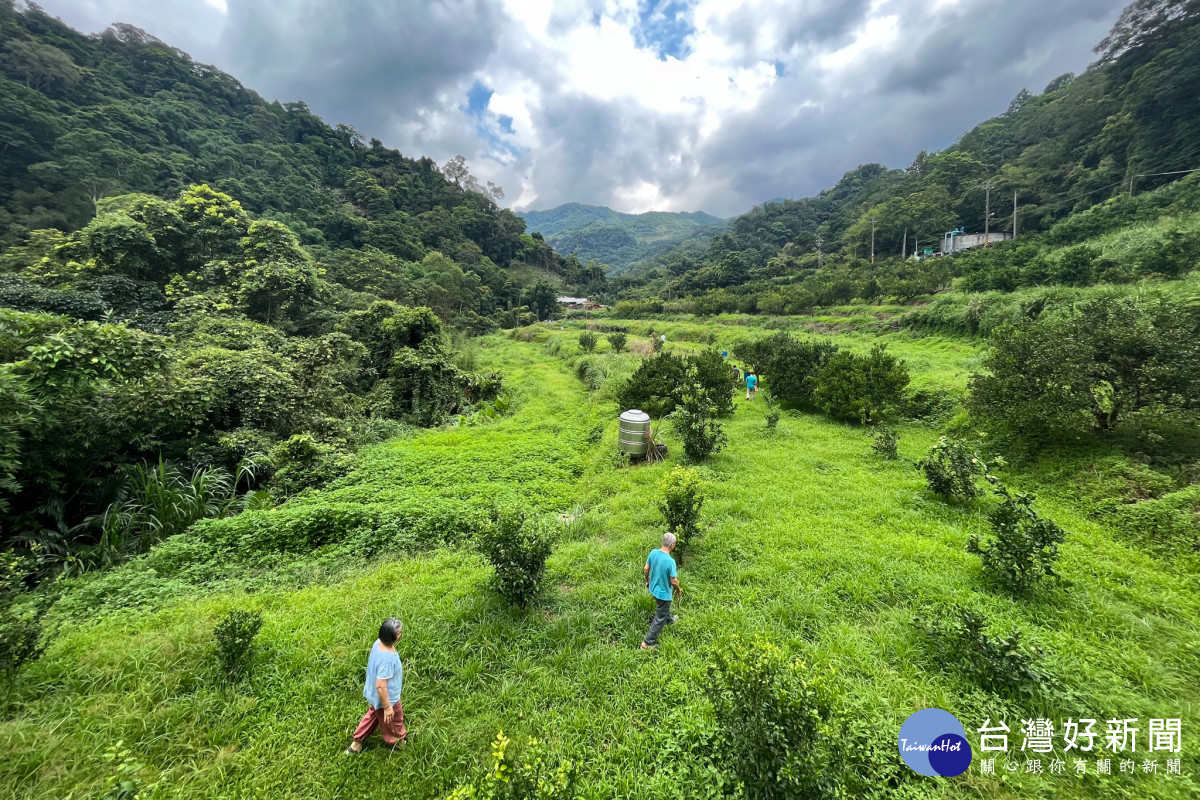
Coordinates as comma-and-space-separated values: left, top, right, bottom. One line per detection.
518, 203, 728, 274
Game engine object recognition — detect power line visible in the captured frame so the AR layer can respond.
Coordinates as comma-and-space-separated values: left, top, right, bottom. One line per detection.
1138, 168, 1200, 178
1058, 178, 1130, 206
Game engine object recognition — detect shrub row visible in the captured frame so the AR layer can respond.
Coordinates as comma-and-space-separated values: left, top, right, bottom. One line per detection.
616, 348, 735, 419
189, 499, 489, 554
735, 333, 909, 423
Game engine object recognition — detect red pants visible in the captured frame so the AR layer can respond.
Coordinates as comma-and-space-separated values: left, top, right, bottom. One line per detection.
352, 700, 406, 745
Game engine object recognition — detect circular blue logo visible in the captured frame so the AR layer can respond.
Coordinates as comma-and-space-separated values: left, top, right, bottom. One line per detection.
898, 709, 973, 777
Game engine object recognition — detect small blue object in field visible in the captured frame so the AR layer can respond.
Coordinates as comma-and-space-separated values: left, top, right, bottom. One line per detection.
721, 350, 727, 358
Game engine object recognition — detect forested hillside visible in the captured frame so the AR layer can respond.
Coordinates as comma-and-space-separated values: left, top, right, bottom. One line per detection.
0, 1, 612, 568
519, 203, 726, 274
0, 1, 616, 305
617, 0, 1200, 309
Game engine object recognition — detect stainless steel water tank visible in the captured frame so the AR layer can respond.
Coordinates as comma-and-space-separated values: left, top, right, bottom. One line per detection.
617, 409, 651, 455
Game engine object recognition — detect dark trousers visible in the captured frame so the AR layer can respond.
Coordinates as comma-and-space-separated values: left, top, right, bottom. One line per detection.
644, 597, 673, 646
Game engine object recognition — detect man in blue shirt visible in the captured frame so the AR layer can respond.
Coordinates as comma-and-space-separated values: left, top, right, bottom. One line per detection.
346, 618, 406, 753
641, 533, 681, 649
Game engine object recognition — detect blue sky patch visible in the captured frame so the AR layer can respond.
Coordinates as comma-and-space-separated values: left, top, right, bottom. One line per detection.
465, 81, 494, 116
460, 82, 526, 164
637, 0, 694, 61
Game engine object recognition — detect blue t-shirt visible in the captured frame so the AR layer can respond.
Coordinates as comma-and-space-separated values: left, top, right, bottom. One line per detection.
646, 548, 678, 602
746, 374, 758, 389
362, 641, 403, 709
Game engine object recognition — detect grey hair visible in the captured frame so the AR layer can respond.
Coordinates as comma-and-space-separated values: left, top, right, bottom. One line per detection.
662, 532, 677, 548
379, 617, 403, 645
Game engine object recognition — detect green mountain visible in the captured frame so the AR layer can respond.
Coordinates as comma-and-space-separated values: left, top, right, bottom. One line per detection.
0, 4, 612, 300
518, 203, 727, 274
619, 1, 1200, 308
0, 3, 602, 559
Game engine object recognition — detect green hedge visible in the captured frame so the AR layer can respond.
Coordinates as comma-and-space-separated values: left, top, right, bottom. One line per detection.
189, 499, 489, 554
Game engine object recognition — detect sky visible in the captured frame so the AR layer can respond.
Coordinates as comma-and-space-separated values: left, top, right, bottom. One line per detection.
39, 0, 1128, 217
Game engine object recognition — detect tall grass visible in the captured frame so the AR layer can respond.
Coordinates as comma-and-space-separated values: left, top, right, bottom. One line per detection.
7, 331, 1200, 800
69, 456, 268, 572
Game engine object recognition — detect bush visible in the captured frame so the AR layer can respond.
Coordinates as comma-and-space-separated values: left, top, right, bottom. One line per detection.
478, 507, 554, 608
578, 331, 597, 353
214, 609, 263, 683
0, 553, 44, 691
443, 731, 577, 800
706, 637, 836, 800
968, 486, 1066, 594
616, 351, 687, 417
870, 426, 898, 460
812, 344, 909, 423
763, 390, 780, 430
652, 334, 665, 353
616, 349, 735, 419
267, 434, 352, 498
734, 333, 838, 408
689, 346, 736, 417
915, 437, 1002, 501
671, 367, 727, 462
606, 332, 627, 353
389, 340, 471, 426
922, 606, 1047, 697
658, 466, 705, 560
968, 294, 1200, 442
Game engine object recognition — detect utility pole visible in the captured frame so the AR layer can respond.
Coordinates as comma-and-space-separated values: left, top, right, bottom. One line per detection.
902, 226, 907, 259
816, 235, 823, 268
1012, 190, 1018, 239
870, 217, 877, 264
983, 181, 991, 246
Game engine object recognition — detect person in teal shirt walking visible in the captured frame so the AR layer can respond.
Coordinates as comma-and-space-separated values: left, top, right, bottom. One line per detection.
641, 533, 681, 649
745, 370, 758, 400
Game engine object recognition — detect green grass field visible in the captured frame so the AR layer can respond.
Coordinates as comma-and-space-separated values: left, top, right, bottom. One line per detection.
2, 327, 1198, 799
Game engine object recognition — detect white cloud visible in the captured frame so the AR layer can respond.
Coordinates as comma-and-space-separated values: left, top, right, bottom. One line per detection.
40, 0, 1128, 216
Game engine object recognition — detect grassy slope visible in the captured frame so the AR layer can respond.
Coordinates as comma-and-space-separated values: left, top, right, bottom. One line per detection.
2, 330, 1198, 799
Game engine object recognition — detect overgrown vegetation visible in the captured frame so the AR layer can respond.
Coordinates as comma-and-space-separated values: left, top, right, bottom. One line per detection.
2, 3, 1200, 799
444, 731, 577, 800
0, 552, 43, 693
657, 466, 705, 560
705, 637, 836, 800
213, 608, 263, 684
968, 486, 1067, 594
916, 437, 1002, 502
477, 506, 555, 609
923, 606, 1049, 698
670, 367, 728, 462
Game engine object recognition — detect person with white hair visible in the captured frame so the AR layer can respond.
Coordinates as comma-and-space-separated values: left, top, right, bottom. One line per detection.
641, 532, 681, 649
346, 617, 406, 753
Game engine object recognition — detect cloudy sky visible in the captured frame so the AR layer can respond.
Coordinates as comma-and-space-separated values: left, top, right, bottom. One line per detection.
42, 0, 1127, 217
